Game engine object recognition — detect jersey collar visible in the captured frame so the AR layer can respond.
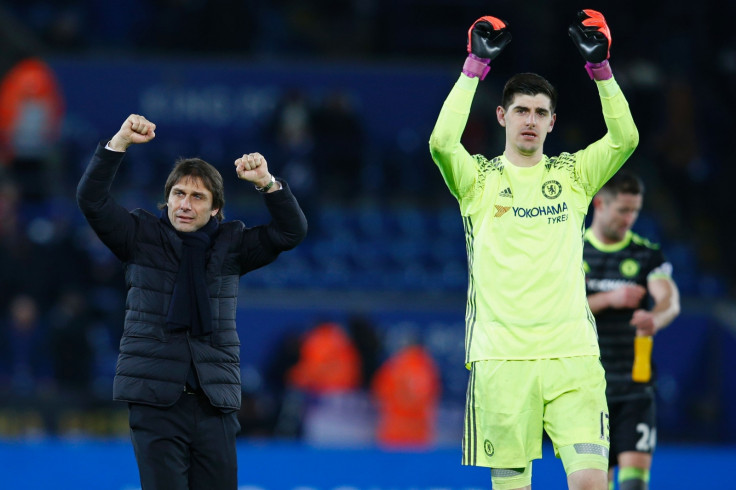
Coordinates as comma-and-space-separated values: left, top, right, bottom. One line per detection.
584, 228, 632, 252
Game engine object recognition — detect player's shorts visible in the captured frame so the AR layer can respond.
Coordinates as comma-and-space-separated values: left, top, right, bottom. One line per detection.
463, 356, 609, 471
608, 394, 656, 466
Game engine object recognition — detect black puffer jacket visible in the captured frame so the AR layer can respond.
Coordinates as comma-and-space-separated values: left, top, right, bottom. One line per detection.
77, 142, 307, 411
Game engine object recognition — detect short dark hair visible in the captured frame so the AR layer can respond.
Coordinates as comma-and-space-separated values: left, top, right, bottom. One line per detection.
160, 157, 225, 221
501, 73, 558, 113
599, 171, 644, 198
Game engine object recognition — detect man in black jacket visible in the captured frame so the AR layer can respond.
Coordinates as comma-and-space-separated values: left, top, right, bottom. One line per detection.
77, 114, 307, 489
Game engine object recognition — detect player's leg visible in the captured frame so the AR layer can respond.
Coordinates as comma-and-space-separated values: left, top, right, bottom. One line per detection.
566, 468, 608, 490
463, 359, 544, 489
613, 396, 656, 489
490, 465, 532, 490
616, 458, 651, 489
542, 356, 610, 490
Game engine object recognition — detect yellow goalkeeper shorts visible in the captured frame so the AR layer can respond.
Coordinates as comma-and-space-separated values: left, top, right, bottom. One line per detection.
463, 356, 609, 471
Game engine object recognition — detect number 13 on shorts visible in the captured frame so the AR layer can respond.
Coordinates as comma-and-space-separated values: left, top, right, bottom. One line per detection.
600, 411, 610, 442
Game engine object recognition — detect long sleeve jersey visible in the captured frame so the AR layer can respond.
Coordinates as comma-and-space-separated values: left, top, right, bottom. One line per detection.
429, 74, 638, 363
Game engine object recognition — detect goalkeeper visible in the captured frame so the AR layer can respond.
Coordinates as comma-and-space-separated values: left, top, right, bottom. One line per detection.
429, 9, 638, 490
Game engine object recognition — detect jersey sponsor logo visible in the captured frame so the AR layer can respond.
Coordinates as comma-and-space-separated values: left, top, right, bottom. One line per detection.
484, 439, 495, 457
494, 205, 510, 217
542, 180, 562, 199
511, 201, 568, 223
619, 258, 640, 278
587, 277, 636, 292
498, 187, 513, 198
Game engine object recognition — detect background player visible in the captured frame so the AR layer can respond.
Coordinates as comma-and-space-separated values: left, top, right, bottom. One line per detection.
429, 9, 638, 490
584, 171, 681, 490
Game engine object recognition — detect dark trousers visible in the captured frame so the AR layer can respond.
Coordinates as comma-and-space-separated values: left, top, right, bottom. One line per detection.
128, 391, 240, 490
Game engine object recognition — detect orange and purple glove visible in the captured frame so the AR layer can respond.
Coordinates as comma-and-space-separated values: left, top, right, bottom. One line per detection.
568, 9, 613, 80
463, 16, 511, 80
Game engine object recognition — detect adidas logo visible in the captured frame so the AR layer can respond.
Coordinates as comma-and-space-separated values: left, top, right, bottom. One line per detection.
499, 187, 512, 198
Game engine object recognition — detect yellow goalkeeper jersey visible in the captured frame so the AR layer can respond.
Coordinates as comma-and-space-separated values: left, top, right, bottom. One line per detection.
429, 74, 638, 363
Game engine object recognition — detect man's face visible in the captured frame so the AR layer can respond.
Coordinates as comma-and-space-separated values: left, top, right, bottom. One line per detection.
595, 192, 642, 243
497, 93, 556, 157
167, 176, 219, 232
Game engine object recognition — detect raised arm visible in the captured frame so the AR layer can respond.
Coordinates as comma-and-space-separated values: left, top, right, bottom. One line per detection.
568, 10, 639, 191
236, 153, 307, 273
76, 114, 157, 261
429, 16, 511, 200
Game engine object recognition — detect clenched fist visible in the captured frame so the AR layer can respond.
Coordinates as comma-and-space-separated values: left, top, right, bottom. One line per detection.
108, 114, 156, 152
235, 152, 278, 191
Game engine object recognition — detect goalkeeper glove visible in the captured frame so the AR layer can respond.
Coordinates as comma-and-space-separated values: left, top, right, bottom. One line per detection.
568, 9, 613, 80
463, 16, 511, 80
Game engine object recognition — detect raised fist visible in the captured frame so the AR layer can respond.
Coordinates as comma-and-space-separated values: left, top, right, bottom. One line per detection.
235, 152, 274, 189
568, 9, 611, 63
467, 16, 511, 61
108, 114, 156, 152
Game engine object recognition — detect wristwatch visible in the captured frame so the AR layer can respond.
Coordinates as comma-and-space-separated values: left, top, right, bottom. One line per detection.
254, 174, 276, 193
